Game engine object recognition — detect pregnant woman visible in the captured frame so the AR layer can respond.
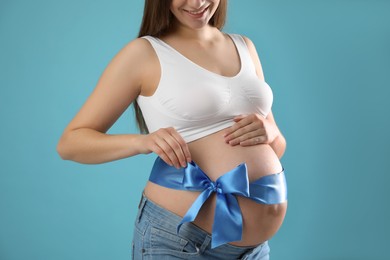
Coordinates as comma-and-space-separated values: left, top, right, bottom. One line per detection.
57, 0, 288, 259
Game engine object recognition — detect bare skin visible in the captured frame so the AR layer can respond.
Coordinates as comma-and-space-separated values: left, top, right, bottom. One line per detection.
57, 0, 287, 247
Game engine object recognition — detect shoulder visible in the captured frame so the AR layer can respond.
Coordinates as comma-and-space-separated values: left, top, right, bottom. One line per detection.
110, 37, 160, 81
239, 35, 258, 55
119, 37, 157, 63
228, 33, 260, 58
234, 34, 265, 80
117, 37, 161, 95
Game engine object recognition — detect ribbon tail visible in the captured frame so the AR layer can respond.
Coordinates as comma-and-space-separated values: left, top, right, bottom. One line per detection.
211, 193, 243, 249
177, 188, 213, 234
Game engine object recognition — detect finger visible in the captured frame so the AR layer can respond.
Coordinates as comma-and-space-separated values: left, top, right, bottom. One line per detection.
168, 128, 192, 166
163, 136, 186, 169
239, 136, 267, 146
225, 121, 261, 143
228, 128, 263, 145
224, 116, 250, 137
154, 134, 182, 169
223, 118, 253, 139
156, 128, 181, 168
151, 141, 174, 167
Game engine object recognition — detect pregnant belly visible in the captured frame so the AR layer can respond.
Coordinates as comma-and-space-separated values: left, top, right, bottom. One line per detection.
143, 128, 288, 246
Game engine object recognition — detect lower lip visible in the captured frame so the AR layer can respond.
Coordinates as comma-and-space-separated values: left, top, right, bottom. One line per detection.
184, 7, 209, 19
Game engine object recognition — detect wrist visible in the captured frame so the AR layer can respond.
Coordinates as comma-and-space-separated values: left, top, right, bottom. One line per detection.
129, 134, 149, 155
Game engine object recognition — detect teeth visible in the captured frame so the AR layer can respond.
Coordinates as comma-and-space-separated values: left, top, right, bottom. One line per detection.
186, 7, 207, 14
188, 10, 203, 14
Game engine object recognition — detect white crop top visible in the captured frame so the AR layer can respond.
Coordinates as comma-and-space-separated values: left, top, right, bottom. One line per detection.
136, 34, 273, 143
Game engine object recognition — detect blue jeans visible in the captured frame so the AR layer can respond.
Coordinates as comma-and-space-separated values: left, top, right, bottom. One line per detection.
131, 193, 270, 259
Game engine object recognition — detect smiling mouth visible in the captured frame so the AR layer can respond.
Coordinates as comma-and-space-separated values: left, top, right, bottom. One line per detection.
183, 6, 209, 17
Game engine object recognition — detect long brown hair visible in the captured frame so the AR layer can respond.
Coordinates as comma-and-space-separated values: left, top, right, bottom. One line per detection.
134, 0, 228, 134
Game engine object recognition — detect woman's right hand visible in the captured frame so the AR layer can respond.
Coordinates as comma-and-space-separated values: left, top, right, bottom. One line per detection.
139, 127, 192, 169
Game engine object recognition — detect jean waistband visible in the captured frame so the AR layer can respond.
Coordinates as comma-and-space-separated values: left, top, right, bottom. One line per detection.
137, 192, 261, 255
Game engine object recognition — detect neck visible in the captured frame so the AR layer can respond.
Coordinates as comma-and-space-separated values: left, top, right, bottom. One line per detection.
170, 22, 219, 42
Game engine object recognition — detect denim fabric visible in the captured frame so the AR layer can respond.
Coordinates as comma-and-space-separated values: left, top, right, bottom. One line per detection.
131, 193, 270, 260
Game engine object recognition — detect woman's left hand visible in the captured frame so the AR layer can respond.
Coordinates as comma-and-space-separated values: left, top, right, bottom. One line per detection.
223, 113, 280, 146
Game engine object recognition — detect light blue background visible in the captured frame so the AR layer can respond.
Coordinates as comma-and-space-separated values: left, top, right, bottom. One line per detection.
1, 0, 389, 259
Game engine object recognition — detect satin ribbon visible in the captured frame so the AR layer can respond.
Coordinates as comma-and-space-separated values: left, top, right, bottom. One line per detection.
148, 157, 287, 249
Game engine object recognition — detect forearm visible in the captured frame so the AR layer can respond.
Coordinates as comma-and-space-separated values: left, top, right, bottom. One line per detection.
269, 132, 286, 159
57, 128, 145, 164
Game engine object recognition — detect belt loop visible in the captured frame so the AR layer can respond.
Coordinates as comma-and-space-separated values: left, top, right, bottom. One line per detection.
136, 192, 147, 223
199, 235, 211, 254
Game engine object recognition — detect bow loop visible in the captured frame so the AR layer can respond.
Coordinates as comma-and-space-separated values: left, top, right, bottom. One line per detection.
182, 162, 212, 191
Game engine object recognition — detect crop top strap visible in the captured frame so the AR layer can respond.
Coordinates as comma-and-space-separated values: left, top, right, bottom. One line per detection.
226, 33, 257, 75
140, 35, 173, 68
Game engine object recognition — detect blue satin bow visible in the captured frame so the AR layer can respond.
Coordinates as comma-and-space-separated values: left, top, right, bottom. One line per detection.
148, 157, 287, 249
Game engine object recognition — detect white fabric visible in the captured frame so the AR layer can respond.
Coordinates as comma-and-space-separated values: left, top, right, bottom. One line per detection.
136, 34, 273, 143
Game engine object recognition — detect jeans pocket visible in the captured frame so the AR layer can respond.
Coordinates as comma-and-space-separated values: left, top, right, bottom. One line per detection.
144, 225, 201, 258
